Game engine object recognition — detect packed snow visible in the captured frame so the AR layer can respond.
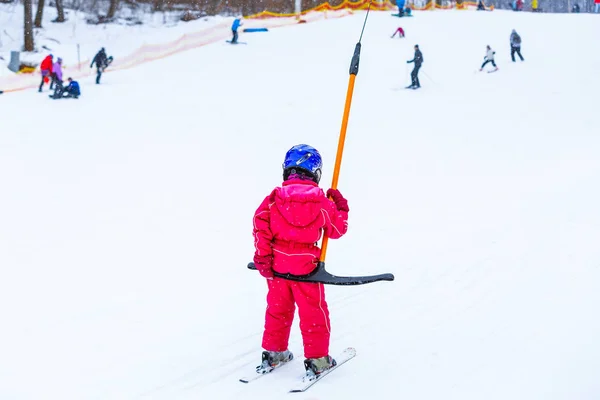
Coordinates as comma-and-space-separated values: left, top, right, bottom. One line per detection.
1, 8, 599, 400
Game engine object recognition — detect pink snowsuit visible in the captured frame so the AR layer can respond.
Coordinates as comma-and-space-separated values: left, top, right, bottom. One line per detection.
253, 179, 349, 359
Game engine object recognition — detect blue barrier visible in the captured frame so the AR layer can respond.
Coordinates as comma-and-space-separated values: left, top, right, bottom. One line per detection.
243, 28, 269, 32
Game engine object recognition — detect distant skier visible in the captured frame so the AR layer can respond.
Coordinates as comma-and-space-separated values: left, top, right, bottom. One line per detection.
90, 48, 112, 84
391, 27, 405, 38
406, 44, 423, 89
231, 16, 243, 44
480, 45, 498, 72
572, 3, 581, 12
252, 144, 349, 377
514, 0, 523, 10
38, 54, 53, 92
477, 1, 486, 10
510, 29, 524, 62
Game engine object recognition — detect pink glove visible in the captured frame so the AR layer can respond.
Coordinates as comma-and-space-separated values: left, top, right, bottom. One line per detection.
254, 254, 274, 279
326, 189, 349, 212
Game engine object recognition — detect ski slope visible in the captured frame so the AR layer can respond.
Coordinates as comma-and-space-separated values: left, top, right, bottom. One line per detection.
1, 9, 600, 400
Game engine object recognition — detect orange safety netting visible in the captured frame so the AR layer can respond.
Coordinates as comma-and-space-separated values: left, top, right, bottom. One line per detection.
246, 0, 395, 19
245, 0, 492, 16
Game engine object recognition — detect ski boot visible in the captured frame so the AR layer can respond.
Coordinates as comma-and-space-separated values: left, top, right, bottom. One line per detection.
257, 350, 293, 373
303, 355, 337, 377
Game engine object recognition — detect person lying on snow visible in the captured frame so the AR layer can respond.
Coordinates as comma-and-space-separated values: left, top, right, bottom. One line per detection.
252, 144, 350, 377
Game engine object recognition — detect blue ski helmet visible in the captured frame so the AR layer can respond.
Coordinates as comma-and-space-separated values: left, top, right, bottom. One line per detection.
282, 144, 322, 183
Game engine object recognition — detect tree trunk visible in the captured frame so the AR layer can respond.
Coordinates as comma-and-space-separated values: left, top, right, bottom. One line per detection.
34, 0, 45, 28
24, 0, 35, 51
55, 0, 65, 22
107, 0, 119, 18
152, 0, 163, 12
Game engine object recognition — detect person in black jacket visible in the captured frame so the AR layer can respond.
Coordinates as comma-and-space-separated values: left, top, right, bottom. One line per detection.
510, 30, 524, 62
90, 48, 112, 84
406, 44, 423, 89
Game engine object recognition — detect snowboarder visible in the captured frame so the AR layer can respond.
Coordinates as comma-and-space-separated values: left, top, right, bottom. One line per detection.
480, 45, 498, 72
90, 48, 111, 84
397, 0, 406, 16
252, 144, 349, 376
510, 29, 524, 62
406, 44, 423, 89
231, 16, 243, 44
38, 54, 53, 92
391, 27, 405, 38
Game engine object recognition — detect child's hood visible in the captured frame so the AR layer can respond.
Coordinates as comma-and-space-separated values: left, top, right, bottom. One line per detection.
274, 181, 324, 227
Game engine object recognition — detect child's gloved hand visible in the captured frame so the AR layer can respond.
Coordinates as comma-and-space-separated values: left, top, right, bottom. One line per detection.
254, 254, 274, 279
326, 189, 350, 212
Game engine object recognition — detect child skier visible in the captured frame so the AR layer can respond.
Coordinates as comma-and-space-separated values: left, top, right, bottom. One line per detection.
252, 144, 350, 376
480, 45, 498, 72
391, 27, 405, 38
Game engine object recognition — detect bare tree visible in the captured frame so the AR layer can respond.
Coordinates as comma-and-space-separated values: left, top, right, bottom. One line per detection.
55, 0, 66, 22
152, 0, 164, 12
34, 0, 45, 28
24, 0, 34, 51
107, 0, 119, 18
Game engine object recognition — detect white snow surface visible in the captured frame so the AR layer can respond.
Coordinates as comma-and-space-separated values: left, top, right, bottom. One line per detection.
1, 9, 600, 400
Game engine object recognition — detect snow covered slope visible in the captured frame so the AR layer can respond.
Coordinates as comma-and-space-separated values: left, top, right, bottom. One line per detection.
1, 9, 599, 400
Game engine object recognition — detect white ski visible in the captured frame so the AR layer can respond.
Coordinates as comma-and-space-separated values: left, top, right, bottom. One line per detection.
239, 358, 293, 383
289, 347, 357, 393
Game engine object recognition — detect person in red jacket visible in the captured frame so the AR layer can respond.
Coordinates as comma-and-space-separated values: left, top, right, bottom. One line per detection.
391, 27, 405, 38
38, 54, 53, 92
595, 0, 600, 13
253, 144, 349, 376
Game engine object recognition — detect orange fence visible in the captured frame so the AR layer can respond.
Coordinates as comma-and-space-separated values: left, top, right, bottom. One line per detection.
247, 0, 395, 19
245, 0, 491, 16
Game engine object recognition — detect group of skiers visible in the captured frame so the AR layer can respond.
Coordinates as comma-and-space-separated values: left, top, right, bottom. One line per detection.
37, 47, 112, 99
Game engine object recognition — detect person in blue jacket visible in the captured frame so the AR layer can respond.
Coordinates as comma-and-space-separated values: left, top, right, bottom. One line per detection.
63, 78, 80, 98
231, 16, 243, 44
50, 77, 80, 99
397, 0, 406, 16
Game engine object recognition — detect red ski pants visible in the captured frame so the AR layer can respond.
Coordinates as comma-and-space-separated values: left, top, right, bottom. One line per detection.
262, 277, 331, 359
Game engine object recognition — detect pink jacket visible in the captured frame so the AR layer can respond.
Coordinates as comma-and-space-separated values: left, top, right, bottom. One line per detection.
253, 179, 348, 276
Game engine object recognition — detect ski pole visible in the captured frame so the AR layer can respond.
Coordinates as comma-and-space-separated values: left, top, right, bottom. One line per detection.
319, 1, 373, 264
421, 69, 438, 86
